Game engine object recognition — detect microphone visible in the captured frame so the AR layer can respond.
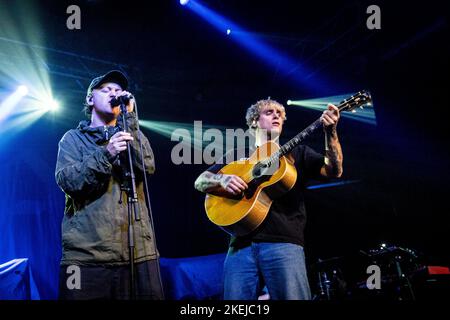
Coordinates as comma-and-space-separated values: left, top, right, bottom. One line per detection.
110, 94, 134, 107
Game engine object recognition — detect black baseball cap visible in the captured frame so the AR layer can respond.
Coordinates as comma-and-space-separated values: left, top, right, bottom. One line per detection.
86, 70, 128, 97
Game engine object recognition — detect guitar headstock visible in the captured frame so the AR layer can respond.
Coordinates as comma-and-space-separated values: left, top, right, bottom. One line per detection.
337, 90, 372, 113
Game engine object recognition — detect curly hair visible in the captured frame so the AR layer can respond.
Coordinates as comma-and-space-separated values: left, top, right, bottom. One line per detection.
245, 98, 286, 129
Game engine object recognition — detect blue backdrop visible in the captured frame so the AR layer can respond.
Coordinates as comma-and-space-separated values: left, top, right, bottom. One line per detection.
0, 131, 63, 300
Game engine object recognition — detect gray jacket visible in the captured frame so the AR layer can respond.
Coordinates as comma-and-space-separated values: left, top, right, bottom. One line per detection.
55, 113, 157, 266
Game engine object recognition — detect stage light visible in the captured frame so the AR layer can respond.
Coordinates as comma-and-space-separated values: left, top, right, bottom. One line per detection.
48, 99, 59, 111
0, 0, 55, 128
182, 0, 333, 93
180, 0, 189, 5
0, 88, 28, 122
32, 96, 60, 112
17, 85, 29, 96
139, 120, 253, 165
286, 100, 292, 105
306, 179, 361, 190
287, 93, 377, 125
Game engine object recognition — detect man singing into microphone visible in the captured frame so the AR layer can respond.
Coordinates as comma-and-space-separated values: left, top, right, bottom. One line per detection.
55, 70, 164, 299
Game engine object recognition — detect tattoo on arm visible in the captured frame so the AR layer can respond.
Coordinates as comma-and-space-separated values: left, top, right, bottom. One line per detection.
326, 126, 337, 138
325, 148, 339, 167
195, 172, 224, 192
324, 132, 343, 177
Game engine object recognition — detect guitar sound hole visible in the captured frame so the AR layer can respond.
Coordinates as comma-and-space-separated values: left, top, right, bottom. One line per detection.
244, 175, 270, 199
252, 165, 262, 178
252, 162, 271, 178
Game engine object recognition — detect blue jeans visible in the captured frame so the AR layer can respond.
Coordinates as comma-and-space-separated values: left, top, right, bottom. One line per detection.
223, 242, 311, 300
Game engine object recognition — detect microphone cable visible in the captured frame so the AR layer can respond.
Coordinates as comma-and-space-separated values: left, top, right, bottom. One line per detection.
133, 97, 166, 299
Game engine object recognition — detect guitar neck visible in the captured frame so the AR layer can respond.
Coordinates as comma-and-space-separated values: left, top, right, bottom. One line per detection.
270, 104, 344, 161
276, 118, 322, 158
265, 90, 370, 164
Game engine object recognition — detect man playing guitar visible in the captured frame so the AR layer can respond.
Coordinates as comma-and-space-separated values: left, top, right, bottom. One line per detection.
194, 98, 343, 300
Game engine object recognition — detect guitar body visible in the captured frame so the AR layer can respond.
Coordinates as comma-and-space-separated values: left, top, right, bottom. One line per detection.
205, 141, 297, 236
203, 90, 371, 236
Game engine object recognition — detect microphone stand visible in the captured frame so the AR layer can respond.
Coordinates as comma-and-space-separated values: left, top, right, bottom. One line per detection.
133, 100, 165, 299
119, 101, 140, 300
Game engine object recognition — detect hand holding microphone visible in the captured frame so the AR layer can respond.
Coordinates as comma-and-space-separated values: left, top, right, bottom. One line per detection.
110, 91, 135, 113
106, 131, 134, 157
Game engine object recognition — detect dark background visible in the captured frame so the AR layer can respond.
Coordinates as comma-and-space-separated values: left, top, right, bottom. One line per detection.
0, 0, 448, 299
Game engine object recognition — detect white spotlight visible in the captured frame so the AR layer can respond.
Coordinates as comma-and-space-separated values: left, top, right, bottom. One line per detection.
48, 99, 59, 111
180, 0, 189, 5
17, 85, 29, 96
226, 29, 231, 35
286, 100, 292, 105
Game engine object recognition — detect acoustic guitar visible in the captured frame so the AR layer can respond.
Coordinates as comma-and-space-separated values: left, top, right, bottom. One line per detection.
204, 91, 372, 236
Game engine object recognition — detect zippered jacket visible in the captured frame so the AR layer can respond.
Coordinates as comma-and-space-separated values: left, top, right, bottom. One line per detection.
55, 113, 157, 266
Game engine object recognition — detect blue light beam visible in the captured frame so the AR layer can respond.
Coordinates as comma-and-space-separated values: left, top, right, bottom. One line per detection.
183, 0, 334, 94
288, 93, 377, 125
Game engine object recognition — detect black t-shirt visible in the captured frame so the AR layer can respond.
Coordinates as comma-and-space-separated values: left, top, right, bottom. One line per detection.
207, 144, 324, 248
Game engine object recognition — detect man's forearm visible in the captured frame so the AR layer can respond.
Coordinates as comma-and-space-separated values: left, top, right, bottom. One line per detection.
195, 171, 248, 198
194, 171, 224, 193
323, 128, 343, 178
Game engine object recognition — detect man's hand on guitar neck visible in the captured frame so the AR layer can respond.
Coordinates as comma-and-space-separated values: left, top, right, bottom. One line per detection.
194, 171, 248, 198
320, 103, 340, 133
